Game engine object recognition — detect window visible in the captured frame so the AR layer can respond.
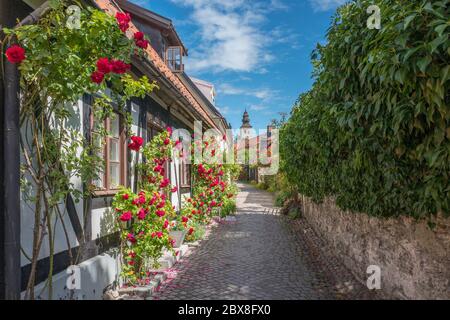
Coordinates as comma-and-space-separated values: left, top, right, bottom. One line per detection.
166, 46, 184, 72
179, 162, 191, 188
92, 112, 127, 195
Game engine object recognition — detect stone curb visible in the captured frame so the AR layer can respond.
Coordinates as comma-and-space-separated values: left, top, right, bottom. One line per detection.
104, 245, 189, 300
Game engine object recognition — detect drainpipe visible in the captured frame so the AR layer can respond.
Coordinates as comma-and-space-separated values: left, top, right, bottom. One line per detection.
0, 0, 50, 300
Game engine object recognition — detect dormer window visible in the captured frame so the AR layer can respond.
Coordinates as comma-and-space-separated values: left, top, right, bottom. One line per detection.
166, 46, 184, 72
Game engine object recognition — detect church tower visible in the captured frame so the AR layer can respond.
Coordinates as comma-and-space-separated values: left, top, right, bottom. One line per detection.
240, 110, 253, 137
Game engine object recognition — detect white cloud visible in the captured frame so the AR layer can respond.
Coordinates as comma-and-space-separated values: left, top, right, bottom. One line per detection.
218, 83, 278, 101
309, 0, 347, 12
171, 0, 288, 73
249, 104, 268, 111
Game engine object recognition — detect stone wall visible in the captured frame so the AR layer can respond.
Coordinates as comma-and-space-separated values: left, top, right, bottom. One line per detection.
301, 196, 450, 300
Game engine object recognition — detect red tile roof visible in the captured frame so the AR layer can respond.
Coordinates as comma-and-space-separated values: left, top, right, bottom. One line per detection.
94, 0, 217, 129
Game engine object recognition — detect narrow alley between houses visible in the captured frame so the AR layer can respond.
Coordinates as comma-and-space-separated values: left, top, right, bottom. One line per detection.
149, 183, 376, 300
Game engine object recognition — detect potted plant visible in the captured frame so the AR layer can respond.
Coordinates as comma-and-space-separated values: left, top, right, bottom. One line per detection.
169, 215, 189, 248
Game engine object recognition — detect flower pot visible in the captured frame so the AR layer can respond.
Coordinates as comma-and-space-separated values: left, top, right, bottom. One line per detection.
169, 230, 186, 249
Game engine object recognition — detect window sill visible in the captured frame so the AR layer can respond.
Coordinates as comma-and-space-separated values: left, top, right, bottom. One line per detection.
92, 190, 120, 198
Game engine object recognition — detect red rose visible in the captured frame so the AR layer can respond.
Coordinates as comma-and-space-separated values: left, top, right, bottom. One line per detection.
171, 186, 178, 193
116, 12, 131, 32
156, 231, 163, 239
127, 233, 137, 243
96, 57, 112, 74
137, 208, 146, 220
120, 211, 132, 222
210, 201, 217, 207
163, 220, 169, 229
128, 136, 144, 151
166, 127, 173, 136
134, 32, 144, 41
159, 178, 170, 189
157, 201, 165, 209
188, 227, 194, 235
156, 210, 165, 217
111, 59, 131, 74
90, 71, 104, 84
191, 210, 197, 215
138, 194, 146, 204
164, 138, 170, 145
6, 45, 26, 64
122, 194, 129, 200
154, 165, 163, 173
149, 196, 157, 205
182, 216, 189, 223
116, 12, 131, 24
136, 39, 149, 49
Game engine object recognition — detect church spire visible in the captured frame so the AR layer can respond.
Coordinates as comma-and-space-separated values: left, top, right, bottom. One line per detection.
241, 110, 252, 129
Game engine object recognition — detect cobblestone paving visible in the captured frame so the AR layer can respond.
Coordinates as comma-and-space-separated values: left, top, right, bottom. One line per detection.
151, 183, 381, 300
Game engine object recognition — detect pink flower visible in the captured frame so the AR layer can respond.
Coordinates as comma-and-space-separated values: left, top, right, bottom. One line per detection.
154, 165, 163, 173
166, 127, 173, 136
128, 136, 144, 151
163, 220, 169, 229
149, 196, 157, 205
156, 231, 163, 239
164, 138, 170, 145
137, 208, 146, 220
120, 211, 132, 222
156, 210, 165, 217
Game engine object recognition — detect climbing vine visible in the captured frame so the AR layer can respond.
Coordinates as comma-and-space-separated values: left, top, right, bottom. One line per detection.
1, 0, 156, 299
112, 128, 176, 285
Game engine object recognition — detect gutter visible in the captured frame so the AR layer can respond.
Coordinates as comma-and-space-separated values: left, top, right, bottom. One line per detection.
0, 0, 50, 300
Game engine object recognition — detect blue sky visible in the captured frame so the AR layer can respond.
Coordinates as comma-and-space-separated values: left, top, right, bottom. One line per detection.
130, 0, 346, 130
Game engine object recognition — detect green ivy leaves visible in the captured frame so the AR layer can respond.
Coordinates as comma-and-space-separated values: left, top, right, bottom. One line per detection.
280, 0, 450, 218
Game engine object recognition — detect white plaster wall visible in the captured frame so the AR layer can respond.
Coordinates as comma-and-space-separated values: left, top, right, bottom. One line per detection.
20, 99, 84, 266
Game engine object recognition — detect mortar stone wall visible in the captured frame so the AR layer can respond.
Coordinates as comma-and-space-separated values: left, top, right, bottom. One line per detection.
301, 197, 450, 299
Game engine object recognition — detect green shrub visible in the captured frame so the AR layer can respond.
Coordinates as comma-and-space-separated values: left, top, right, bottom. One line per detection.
281, 0, 450, 218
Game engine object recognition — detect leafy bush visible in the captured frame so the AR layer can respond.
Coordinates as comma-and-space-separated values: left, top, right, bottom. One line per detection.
281, 0, 449, 218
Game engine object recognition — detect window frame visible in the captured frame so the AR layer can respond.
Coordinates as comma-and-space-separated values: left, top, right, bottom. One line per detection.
91, 111, 128, 197
165, 46, 184, 73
